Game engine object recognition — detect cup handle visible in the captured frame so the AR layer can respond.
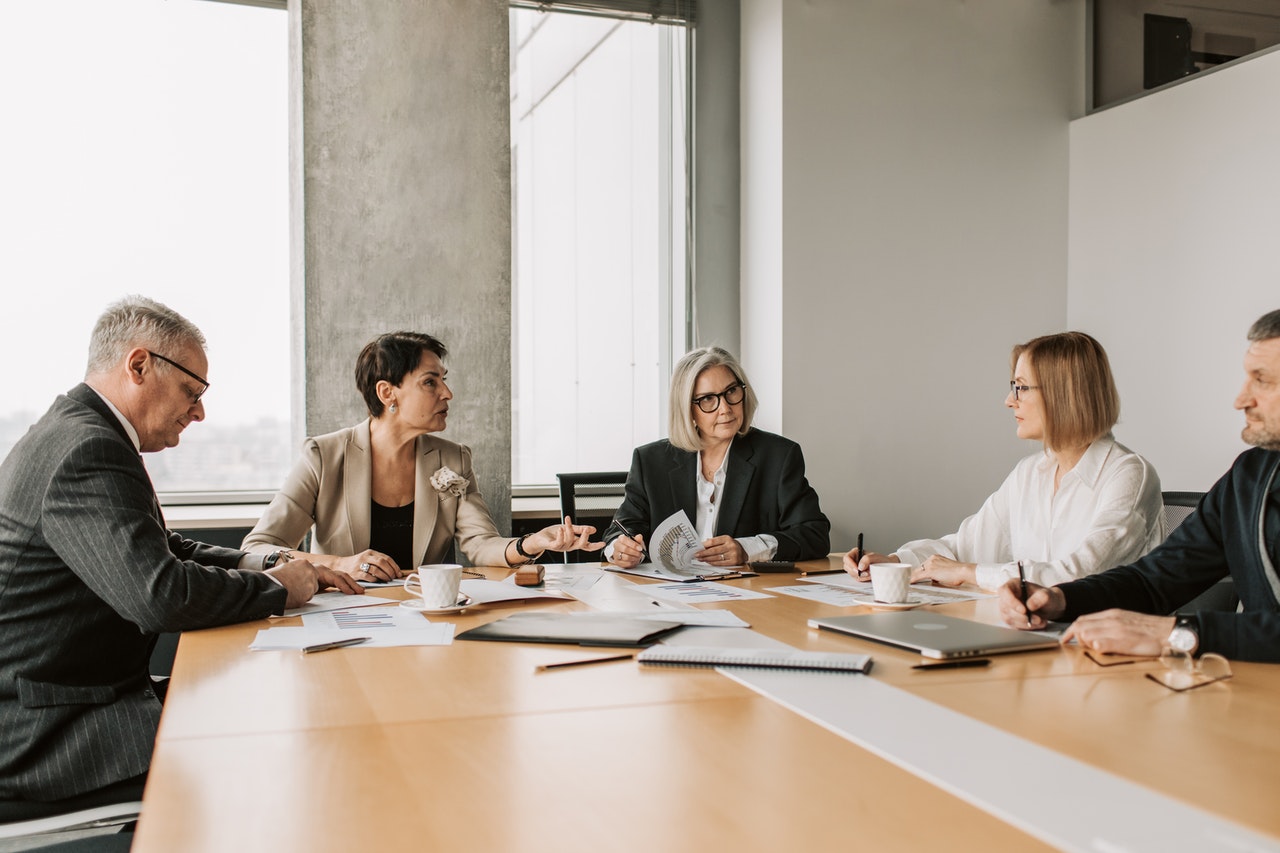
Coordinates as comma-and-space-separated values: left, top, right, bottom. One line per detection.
403, 573, 421, 597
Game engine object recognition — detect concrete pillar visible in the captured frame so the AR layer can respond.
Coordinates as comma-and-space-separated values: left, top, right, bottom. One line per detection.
290, 0, 513, 534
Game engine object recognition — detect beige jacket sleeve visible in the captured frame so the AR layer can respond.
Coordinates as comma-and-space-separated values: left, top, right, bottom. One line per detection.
241, 438, 326, 555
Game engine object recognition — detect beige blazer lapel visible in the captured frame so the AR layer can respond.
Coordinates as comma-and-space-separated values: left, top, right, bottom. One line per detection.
344, 421, 374, 554
413, 440, 442, 567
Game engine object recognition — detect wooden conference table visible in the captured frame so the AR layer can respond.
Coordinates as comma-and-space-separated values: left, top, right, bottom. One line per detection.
132, 558, 1280, 852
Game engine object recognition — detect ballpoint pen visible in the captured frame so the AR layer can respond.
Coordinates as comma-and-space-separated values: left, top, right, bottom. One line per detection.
856, 532, 864, 573
536, 653, 635, 672
1017, 560, 1031, 627
302, 637, 372, 654
613, 520, 651, 563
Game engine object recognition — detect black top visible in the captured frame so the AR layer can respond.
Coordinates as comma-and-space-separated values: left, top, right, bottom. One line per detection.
370, 500, 415, 573
1058, 448, 1280, 661
604, 428, 831, 562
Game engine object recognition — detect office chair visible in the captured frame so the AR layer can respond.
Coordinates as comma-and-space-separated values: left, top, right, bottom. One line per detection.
555, 472, 628, 563
0, 776, 143, 852
1160, 491, 1239, 614
1161, 490, 1202, 534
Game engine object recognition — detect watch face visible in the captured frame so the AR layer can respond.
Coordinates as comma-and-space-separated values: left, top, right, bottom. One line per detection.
1169, 626, 1198, 654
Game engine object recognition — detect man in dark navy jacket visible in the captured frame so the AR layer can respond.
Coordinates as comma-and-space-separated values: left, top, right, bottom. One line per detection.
0, 296, 359, 802
1001, 309, 1280, 661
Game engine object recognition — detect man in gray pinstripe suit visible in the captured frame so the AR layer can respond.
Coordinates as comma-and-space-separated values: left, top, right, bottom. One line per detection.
0, 296, 360, 803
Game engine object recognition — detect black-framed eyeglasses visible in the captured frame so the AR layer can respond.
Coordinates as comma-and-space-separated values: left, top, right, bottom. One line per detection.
692, 382, 746, 413
148, 350, 209, 404
1009, 382, 1040, 401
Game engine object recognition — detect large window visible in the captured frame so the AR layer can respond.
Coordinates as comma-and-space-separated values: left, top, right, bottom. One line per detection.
509, 6, 692, 485
0, 0, 289, 494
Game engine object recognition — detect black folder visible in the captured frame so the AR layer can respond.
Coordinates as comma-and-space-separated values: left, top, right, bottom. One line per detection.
456, 612, 684, 648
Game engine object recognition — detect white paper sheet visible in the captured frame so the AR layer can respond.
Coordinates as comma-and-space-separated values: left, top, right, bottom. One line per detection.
798, 575, 993, 604
500, 564, 604, 593
642, 582, 774, 605
252, 604, 455, 650
460, 578, 571, 604
562, 573, 698, 612
589, 609, 750, 628
275, 592, 400, 618
770, 583, 874, 607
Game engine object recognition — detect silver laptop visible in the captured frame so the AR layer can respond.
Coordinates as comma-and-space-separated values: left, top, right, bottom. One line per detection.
807, 612, 1060, 660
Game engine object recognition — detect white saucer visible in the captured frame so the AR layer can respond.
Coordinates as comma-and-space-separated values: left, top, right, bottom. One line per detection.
856, 596, 924, 611
400, 595, 472, 615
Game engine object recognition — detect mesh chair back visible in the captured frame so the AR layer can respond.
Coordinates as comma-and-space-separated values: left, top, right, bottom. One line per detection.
1161, 491, 1203, 535
555, 472, 628, 563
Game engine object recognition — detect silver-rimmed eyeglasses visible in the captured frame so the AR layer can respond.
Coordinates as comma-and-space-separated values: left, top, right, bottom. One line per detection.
1009, 381, 1040, 401
1146, 651, 1233, 692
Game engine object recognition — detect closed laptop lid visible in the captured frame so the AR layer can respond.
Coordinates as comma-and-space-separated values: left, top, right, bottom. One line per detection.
808, 612, 1060, 660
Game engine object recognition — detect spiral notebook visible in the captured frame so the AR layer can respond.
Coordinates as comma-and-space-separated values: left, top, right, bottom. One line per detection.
637, 645, 872, 673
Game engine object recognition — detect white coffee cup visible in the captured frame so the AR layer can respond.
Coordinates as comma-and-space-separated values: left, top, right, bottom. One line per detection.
403, 563, 463, 608
869, 562, 912, 604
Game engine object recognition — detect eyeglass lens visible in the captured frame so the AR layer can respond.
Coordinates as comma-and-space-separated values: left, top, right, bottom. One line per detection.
1147, 651, 1233, 691
694, 384, 744, 413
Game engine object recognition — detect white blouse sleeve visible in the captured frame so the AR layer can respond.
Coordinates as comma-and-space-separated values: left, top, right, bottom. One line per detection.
896, 468, 1016, 572
977, 453, 1164, 589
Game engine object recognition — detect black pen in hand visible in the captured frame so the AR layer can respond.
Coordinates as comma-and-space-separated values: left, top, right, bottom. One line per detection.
613, 521, 650, 563
855, 532, 864, 574
1017, 560, 1031, 627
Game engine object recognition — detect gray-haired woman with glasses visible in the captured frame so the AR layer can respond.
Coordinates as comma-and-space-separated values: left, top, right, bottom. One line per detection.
845, 331, 1166, 589
604, 346, 831, 568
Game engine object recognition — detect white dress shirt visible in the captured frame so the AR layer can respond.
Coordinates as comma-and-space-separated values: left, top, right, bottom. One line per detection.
695, 444, 777, 562
895, 435, 1166, 589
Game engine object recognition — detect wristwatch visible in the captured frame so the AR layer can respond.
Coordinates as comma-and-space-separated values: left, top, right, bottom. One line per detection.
1167, 615, 1200, 655
262, 549, 294, 570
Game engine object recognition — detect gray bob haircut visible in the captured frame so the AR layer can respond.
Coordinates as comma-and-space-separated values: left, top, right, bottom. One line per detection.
668, 346, 758, 452
86, 296, 206, 375
1247, 309, 1280, 343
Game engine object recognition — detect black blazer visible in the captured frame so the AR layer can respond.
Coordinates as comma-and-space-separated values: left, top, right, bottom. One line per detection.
0, 384, 286, 800
605, 428, 830, 561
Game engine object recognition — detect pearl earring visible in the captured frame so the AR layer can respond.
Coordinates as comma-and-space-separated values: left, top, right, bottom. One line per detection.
389, 403, 398, 414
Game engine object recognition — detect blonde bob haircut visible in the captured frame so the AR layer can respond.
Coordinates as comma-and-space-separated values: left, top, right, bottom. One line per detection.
668, 346, 759, 452
1012, 331, 1119, 452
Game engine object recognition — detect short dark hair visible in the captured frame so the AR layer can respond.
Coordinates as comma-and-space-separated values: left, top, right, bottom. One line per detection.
355, 332, 448, 417
1012, 331, 1119, 451
1247, 309, 1280, 343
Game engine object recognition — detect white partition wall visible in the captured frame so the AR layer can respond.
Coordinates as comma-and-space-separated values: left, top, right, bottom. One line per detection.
740, 0, 1084, 551
1068, 48, 1280, 492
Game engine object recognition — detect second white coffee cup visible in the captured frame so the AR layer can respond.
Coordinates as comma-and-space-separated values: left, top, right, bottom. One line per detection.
404, 563, 463, 608
869, 562, 912, 604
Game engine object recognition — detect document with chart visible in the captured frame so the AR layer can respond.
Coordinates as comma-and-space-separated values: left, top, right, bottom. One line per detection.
605, 510, 755, 583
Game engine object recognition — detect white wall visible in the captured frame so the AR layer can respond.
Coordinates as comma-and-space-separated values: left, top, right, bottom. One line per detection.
1068, 47, 1280, 492
740, 0, 1085, 552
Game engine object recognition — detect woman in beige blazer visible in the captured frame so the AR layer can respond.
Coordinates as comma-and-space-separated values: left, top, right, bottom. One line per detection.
243, 332, 602, 580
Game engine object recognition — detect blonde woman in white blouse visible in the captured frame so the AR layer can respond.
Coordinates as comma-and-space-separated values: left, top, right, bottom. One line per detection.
845, 331, 1166, 589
